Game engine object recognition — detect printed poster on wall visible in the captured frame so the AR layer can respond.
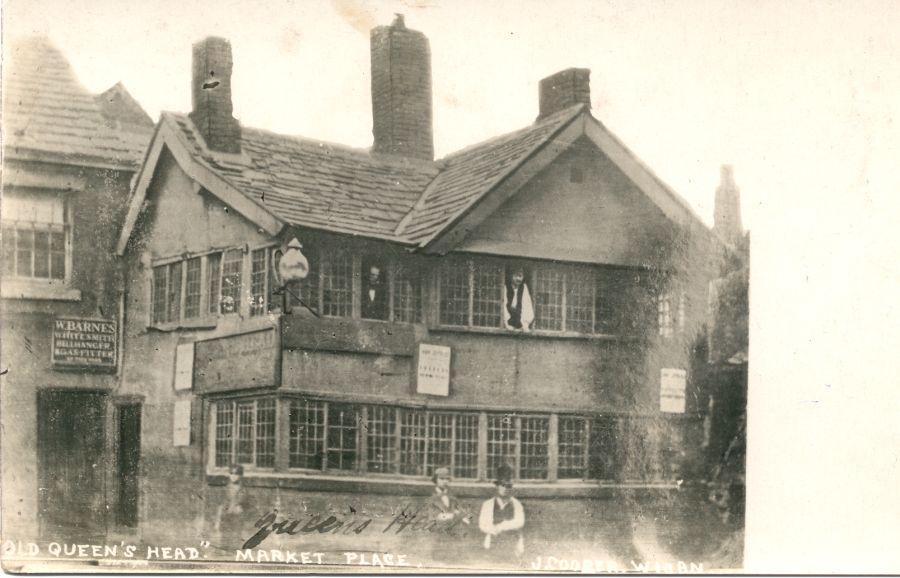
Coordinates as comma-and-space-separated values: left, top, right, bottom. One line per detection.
660, 368, 687, 413
416, 343, 451, 396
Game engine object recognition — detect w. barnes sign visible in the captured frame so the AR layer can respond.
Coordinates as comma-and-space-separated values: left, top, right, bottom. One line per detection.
51, 317, 117, 370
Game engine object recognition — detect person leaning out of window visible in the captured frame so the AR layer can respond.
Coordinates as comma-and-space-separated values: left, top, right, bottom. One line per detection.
361, 261, 388, 320
503, 267, 534, 331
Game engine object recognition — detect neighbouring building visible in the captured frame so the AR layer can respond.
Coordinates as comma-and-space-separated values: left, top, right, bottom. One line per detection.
111, 15, 735, 544
0, 37, 154, 542
705, 165, 749, 530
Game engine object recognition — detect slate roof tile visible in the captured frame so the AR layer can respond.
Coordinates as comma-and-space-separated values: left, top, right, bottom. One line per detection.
162, 104, 582, 244
398, 105, 584, 242
166, 113, 440, 240
3, 37, 153, 168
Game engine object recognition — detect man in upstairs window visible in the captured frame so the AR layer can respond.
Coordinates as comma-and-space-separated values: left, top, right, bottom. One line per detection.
361, 262, 388, 320
503, 267, 534, 331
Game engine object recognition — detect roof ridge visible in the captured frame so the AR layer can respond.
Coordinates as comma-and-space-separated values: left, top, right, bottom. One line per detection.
398, 104, 586, 241
4, 36, 152, 168
438, 104, 586, 163
165, 111, 440, 172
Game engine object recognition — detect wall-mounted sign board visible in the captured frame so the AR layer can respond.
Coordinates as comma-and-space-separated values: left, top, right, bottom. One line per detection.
193, 328, 280, 394
51, 317, 117, 371
416, 343, 451, 396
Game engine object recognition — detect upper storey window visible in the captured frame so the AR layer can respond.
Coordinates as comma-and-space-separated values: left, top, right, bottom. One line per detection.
657, 288, 688, 338
272, 250, 422, 324
150, 245, 274, 328
438, 257, 660, 337
154, 244, 424, 327
2, 194, 69, 282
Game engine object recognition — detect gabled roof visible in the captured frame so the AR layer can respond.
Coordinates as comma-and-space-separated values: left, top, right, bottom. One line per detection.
397, 105, 584, 243
96, 82, 155, 132
165, 113, 439, 239
117, 101, 716, 256
2, 37, 153, 170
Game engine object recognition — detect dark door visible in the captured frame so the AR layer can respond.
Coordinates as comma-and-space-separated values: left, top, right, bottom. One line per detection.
37, 390, 108, 539
116, 403, 141, 527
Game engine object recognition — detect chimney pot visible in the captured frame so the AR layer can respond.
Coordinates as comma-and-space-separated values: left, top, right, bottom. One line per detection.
190, 36, 241, 154
370, 15, 434, 161
538, 68, 591, 120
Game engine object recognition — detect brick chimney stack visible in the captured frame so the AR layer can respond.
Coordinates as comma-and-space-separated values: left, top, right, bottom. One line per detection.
538, 68, 591, 120
714, 164, 744, 245
189, 37, 241, 154
370, 14, 434, 161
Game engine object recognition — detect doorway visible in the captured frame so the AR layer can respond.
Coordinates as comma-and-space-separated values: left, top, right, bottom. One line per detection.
37, 389, 108, 539
116, 403, 141, 527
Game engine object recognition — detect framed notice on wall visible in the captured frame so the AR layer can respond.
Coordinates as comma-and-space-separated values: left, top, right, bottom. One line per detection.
660, 368, 687, 413
416, 343, 451, 396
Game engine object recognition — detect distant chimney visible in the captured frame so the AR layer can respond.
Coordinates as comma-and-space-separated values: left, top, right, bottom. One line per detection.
189, 37, 241, 154
370, 14, 433, 161
538, 68, 591, 120
714, 165, 744, 245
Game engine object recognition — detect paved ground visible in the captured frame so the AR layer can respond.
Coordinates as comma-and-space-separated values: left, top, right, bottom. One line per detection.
2, 486, 744, 573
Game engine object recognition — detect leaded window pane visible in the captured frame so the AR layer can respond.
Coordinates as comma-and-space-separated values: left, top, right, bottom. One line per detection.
321, 252, 353, 317
487, 413, 517, 480
366, 406, 397, 473
534, 269, 563, 331
326, 403, 358, 470
289, 399, 325, 469
473, 264, 503, 328
184, 258, 202, 319
558, 416, 586, 479
519, 416, 549, 480
439, 264, 469, 326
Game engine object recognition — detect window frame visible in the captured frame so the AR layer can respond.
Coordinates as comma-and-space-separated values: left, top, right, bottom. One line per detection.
1, 194, 72, 285
149, 243, 278, 328
437, 257, 636, 337
208, 395, 648, 484
212, 396, 278, 470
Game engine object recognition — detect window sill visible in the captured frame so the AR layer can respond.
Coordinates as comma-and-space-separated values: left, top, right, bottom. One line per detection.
429, 324, 623, 342
148, 317, 219, 332
1, 279, 81, 301
205, 470, 680, 498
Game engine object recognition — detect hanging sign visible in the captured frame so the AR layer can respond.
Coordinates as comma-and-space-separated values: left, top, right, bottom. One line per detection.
51, 317, 117, 370
660, 368, 687, 413
416, 343, 451, 396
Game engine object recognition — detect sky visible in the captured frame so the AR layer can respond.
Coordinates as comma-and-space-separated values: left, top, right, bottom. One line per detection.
4, 0, 895, 235
3, 0, 900, 571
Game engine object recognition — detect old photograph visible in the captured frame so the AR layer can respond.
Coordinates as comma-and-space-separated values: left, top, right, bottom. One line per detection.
1, 0, 896, 574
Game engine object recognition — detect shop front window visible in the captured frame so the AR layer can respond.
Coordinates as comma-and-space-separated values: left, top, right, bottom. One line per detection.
211, 397, 641, 483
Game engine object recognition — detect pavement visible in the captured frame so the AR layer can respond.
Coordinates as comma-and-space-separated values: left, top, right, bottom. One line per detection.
2, 485, 744, 573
